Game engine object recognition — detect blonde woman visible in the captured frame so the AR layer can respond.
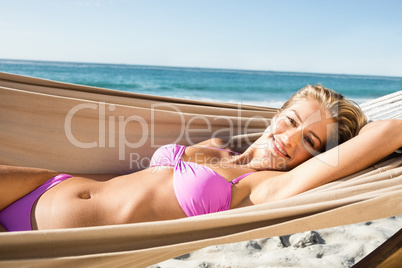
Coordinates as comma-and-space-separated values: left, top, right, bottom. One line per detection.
1, 85, 401, 231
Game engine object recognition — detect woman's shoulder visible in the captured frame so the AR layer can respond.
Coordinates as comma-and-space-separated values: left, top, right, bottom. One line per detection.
183, 138, 235, 162
191, 138, 231, 150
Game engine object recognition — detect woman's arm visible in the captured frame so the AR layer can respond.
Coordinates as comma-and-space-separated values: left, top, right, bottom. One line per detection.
0, 165, 59, 211
263, 119, 402, 201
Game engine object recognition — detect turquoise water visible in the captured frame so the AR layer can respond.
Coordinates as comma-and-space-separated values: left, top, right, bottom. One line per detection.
1, 59, 401, 108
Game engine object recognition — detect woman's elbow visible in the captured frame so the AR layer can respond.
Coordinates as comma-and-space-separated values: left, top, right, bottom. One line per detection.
359, 119, 401, 134
379, 119, 402, 138
360, 119, 402, 147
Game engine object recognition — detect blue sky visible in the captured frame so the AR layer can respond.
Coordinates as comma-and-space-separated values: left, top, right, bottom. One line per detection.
1, 0, 401, 76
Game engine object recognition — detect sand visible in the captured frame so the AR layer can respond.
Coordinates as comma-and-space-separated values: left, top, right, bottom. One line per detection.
150, 215, 402, 268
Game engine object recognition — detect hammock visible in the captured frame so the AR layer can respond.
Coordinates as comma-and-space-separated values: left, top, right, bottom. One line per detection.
0, 72, 401, 267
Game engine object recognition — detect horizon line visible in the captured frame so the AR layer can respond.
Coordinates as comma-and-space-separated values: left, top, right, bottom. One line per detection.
1, 57, 401, 79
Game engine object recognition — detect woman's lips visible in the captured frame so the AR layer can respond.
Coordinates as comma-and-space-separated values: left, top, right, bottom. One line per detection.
272, 135, 290, 158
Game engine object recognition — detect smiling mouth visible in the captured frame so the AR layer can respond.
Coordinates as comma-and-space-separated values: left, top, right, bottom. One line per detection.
273, 135, 291, 158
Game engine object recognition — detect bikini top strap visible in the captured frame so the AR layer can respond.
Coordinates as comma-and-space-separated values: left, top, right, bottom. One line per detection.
229, 172, 255, 185
204, 146, 252, 185
201, 146, 253, 185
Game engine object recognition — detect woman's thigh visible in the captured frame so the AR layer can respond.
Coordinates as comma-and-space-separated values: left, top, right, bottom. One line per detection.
0, 165, 58, 210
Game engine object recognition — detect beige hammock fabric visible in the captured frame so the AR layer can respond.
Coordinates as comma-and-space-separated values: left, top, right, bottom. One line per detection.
0, 72, 401, 267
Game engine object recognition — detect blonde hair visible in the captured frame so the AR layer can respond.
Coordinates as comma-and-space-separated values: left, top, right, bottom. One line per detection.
279, 84, 367, 150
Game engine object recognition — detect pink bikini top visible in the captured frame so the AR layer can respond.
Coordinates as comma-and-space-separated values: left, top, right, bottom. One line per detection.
149, 144, 254, 217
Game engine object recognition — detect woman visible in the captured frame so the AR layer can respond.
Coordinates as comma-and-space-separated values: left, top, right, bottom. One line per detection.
1, 85, 401, 231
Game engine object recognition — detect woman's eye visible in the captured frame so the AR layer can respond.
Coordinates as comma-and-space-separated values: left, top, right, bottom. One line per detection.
287, 116, 297, 126
304, 136, 314, 147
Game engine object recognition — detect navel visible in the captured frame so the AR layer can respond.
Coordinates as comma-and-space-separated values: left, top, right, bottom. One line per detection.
78, 191, 91, 200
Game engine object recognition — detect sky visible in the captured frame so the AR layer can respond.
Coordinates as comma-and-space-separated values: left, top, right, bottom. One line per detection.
1, 0, 401, 77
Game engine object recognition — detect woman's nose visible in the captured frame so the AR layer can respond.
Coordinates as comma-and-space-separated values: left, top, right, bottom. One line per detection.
281, 128, 302, 147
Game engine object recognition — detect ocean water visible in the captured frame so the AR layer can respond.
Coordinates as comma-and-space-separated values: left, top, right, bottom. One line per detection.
1, 59, 401, 108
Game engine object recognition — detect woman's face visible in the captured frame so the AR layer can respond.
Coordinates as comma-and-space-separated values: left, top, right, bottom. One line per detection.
248, 99, 335, 171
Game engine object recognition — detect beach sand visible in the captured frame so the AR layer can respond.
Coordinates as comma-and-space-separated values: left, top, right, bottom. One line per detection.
150, 215, 402, 268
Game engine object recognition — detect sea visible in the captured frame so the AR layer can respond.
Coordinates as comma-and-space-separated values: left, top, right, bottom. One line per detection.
1, 59, 401, 108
